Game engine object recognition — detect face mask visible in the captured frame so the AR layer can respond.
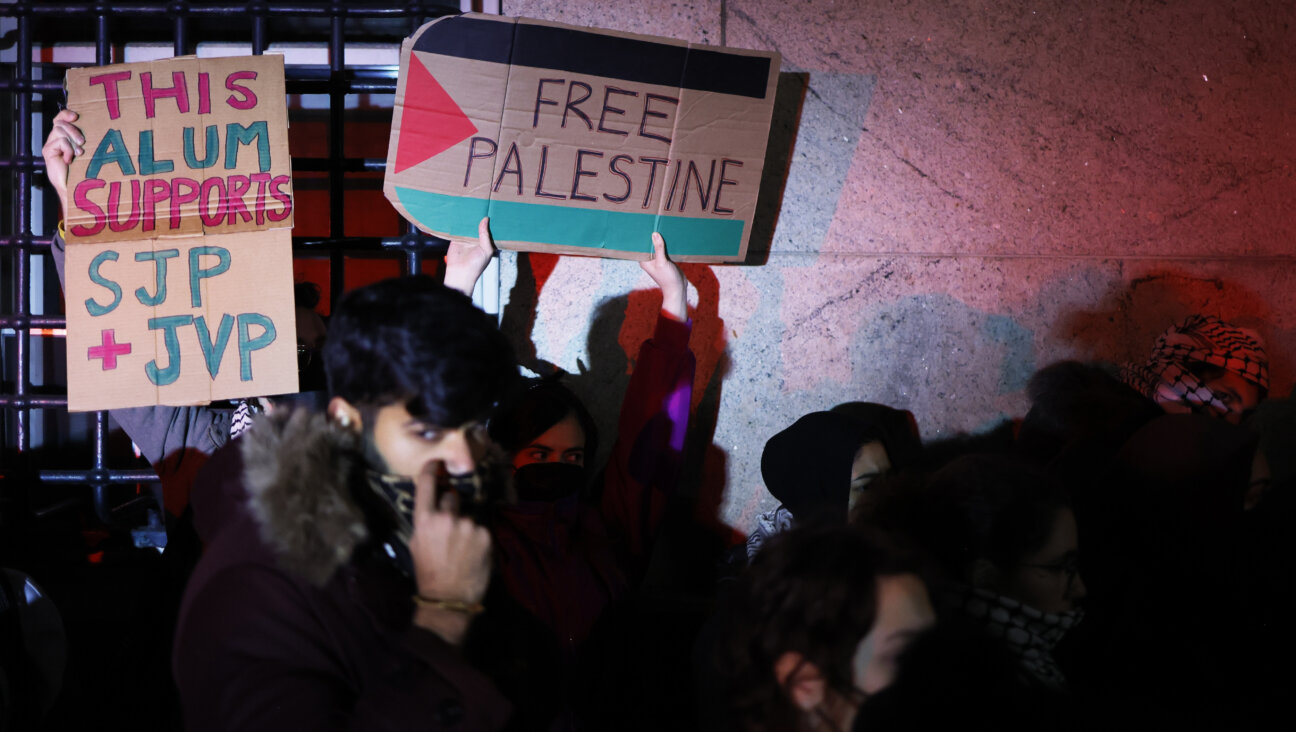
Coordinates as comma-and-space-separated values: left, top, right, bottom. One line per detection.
513, 462, 587, 502
362, 467, 494, 577
364, 469, 417, 576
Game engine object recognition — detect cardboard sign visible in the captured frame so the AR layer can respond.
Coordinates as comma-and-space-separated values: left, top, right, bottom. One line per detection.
384, 13, 780, 262
65, 229, 298, 412
62, 55, 297, 412
64, 55, 292, 242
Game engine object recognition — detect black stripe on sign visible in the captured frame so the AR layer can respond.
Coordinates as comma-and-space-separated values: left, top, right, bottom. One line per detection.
413, 15, 771, 99
413, 14, 515, 65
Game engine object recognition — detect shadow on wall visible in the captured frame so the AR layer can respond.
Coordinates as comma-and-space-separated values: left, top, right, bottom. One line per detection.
845, 292, 1035, 438
676, 263, 735, 543
498, 251, 563, 376
1053, 269, 1285, 390
576, 264, 735, 546
498, 251, 738, 545
745, 71, 808, 265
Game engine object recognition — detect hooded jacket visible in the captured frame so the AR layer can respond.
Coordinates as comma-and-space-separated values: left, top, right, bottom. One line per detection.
172, 409, 510, 732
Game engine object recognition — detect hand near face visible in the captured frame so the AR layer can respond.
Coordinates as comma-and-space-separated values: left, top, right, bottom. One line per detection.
407, 460, 493, 645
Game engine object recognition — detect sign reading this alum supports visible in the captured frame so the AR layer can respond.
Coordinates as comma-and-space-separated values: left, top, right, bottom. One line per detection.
62, 54, 297, 412
384, 13, 780, 262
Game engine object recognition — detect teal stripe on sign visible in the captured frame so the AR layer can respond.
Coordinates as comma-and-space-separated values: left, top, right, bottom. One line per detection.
395, 188, 744, 258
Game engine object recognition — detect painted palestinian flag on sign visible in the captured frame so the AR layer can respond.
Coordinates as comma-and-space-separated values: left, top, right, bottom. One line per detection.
383, 13, 780, 262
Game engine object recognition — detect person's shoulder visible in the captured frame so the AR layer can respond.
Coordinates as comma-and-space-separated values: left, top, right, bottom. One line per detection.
189, 432, 252, 544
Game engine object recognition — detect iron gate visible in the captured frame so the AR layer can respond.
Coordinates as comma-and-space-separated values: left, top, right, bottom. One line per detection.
1, 0, 484, 532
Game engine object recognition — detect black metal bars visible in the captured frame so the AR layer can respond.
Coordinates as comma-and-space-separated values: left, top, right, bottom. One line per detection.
1, 0, 459, 526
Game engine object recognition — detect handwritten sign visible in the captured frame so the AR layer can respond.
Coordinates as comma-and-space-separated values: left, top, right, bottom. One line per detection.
64, 54, 292, 242
63, 55, 296, 411
383, 13, 780, 262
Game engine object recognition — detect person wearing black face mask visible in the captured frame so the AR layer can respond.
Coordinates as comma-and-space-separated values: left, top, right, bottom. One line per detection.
172, 273, 519, 731
445, 223, 696, 730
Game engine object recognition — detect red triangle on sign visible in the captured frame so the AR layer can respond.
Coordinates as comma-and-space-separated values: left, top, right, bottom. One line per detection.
394, 54, 479, 174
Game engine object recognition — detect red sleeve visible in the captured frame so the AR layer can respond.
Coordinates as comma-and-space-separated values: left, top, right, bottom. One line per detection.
599, 311, 695, 567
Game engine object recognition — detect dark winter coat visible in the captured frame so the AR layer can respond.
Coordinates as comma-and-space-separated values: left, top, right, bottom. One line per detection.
172, 409, 510, 731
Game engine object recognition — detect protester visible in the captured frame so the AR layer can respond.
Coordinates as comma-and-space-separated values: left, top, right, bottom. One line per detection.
1121, 314, 1268, 423
448, 223, 696, 729
1061, 413, 1268, 727
719, 524, 934, 732
171, 275, 518, 730
746, 404, 922, 562
41, 108, 329, 517
859, 454, 1086, 692
1016, 360, 1162, 463
41, 106, 337, 730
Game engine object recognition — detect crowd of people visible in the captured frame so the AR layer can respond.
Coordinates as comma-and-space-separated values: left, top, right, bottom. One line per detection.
8, 102, 1293, 732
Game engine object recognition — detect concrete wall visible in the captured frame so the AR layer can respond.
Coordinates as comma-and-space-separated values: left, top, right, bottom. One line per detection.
497, 0, 1296, 537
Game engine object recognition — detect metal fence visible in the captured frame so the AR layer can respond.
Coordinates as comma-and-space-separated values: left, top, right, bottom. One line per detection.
1, 0, 476, 531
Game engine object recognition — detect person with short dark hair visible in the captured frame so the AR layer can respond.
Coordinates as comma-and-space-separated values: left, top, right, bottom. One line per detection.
861, 454, 1086, 691
1016, 360, 1162, 463
172, 275, 519, 731
719, 525, 934, 732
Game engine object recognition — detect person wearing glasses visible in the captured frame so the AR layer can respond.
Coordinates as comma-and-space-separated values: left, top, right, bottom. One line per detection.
858, 453, 1086, 692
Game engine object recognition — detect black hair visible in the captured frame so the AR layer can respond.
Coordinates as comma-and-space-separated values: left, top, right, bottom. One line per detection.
323, 275, 517, 427
722, 524, 917, 732
761, 407, 921, 526
294, 281, 322, 312
1017, 360, 1162, 462
487, 375, 599, 463
865, 454, 1070, 581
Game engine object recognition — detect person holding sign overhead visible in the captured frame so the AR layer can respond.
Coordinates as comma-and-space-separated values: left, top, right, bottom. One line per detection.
441, 219, 697, 729
47, 99, 519, 732
43, 108, 327, 520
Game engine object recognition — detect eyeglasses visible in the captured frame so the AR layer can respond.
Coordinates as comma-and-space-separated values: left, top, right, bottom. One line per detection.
1019, 553, 1081, 595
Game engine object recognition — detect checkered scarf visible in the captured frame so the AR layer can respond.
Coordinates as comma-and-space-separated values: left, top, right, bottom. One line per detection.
1121, 315, 1268, 418
229, 398, 267, 440
939, 584, 1083, 691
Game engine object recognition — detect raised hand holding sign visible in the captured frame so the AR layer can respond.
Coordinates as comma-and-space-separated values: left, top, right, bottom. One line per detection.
61, 55, 297, 412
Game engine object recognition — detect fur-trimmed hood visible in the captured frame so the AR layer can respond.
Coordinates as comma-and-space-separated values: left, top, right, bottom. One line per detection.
241, 409, 370, 586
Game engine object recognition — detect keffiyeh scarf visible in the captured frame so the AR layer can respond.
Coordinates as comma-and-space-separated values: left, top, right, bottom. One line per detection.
939, 584, 1083, 691
745, 504, 795, 562
229, 398, 267, 440
1121, 315, 1267, 418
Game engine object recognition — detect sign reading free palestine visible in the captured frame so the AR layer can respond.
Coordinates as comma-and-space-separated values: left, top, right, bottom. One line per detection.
384, 13, 780, 262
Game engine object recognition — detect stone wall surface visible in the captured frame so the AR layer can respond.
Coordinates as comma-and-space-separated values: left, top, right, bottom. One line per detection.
498, 0, 1296, 536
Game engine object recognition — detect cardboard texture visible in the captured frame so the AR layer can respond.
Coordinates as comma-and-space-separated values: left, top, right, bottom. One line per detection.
384, 13, 780, 263
62, 55, 297, 412
64, 54, 293, 242
65, 229, 298, 412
